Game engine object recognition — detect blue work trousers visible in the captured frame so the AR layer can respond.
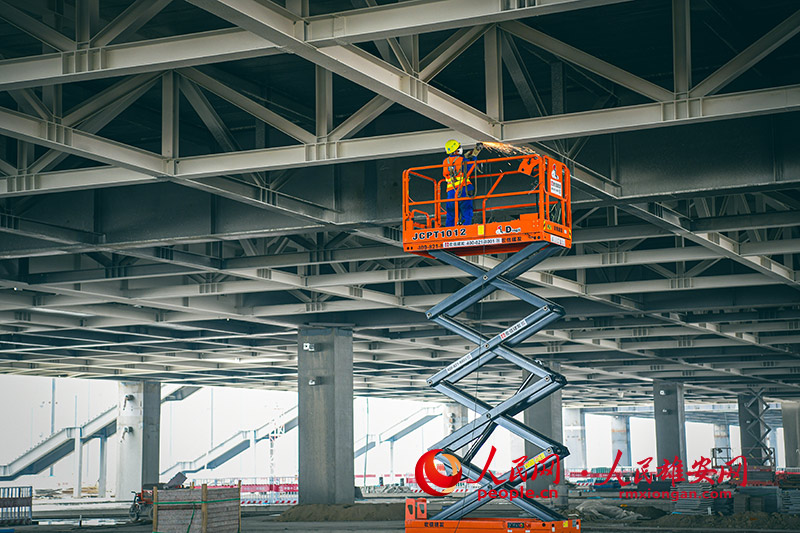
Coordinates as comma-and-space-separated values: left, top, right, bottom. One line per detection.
445, 184, 474, 227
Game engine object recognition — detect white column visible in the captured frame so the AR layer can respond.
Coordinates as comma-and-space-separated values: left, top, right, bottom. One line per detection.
115, 382, 161, 500
563, 408, 586, 472
610, 415, 632, 467
98, 436, 107, 498
73, 428, 83, 498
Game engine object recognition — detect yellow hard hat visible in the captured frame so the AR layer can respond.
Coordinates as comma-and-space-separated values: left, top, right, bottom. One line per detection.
445, 139, 461, 155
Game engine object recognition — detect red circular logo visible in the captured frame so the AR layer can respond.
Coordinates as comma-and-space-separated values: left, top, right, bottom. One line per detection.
414, 449, 462, 496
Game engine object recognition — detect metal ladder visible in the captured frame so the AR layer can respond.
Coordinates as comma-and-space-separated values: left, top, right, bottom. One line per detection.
424, 241, 569, 521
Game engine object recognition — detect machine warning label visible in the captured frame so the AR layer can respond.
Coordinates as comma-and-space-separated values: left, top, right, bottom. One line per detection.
445, 353, 473, 374
550, 177, 562, 197
549, 234, 566, 246
549, 166, 563, 197
499, 318, 527, 340
442, 238, 502, 248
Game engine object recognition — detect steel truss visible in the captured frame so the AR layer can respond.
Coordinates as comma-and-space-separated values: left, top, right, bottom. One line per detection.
423, 243, 569, 521
739, 389, 775, 467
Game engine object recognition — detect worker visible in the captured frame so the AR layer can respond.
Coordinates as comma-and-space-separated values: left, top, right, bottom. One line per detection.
443, 140, 483, 227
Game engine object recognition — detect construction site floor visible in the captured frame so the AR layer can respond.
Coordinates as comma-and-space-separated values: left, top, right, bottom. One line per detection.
11, 497, 800, 532
11, 518, 800, 533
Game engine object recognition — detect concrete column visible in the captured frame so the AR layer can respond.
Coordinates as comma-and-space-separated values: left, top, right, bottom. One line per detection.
443, 402, 469, 453
389, 441, 395, 483
298, 327, 354, 505
250, 431, 258, 478
738, 392, 768, 466
98, 436, 107, 498
610, 415, 632, 467
769, 428, 779, 466
563, 408, 586, 472
713, 423, 731, 450
523, 364, 566, 506
72, 428, 82, 498
783, 402, 800, 468
115, 382, 161, 501
653, 381, 686, 465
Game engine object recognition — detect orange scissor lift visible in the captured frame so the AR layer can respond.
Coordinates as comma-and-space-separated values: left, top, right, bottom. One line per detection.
402, 153, 580, 533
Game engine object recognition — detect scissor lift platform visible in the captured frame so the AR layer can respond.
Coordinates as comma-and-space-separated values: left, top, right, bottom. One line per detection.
402, 150, 578, 533
402, 154, 572, 257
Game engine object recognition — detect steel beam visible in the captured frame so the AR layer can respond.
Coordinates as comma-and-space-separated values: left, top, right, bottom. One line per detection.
186, 0, 498, 140
162, 71, 180, 159
0, 28, 281, 91
0, 0, 75, 52
302, 0, 632, 47
672, 0, 691, 96
502, 20, 673, 102
0, 107, 167, 176
0, 167, 158, 197
178, 68, 315, 144
501, 31, 545, 117
502, 84, 800, 143
27, 73, 161, 175
691, 8, 800, 97
624, 202, 798, 288
171, 84, 800, 179
92, 0, 173, 47
484, 25, 503, 121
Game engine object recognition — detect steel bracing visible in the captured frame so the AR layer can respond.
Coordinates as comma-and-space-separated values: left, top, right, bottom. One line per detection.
0, 0, 797, 405
423, 244, 567, 521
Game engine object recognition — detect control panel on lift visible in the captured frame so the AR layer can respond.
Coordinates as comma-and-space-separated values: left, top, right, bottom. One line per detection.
402, 153, 572, 257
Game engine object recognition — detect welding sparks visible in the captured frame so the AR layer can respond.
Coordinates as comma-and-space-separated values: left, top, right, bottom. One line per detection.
480, 142, 536, 156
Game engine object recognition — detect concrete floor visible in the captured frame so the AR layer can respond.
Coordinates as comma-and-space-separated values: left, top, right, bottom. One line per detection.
5, 495, 785, 532
13, 518, 406, 532
11, 517, 795, 533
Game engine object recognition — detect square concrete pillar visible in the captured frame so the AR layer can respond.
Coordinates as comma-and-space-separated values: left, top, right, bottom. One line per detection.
563, 408, 586, 472
713, 423, 731, 451
522, 364, 566, 505
610, 415, 632, 467
298, 327, 354, 504
653, 381, 686, 466
443, 402, 469, 454
115, 382, 160, 500
782, 402, 800, 468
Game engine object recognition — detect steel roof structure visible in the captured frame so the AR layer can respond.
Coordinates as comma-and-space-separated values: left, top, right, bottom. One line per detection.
0, 0, 798, 406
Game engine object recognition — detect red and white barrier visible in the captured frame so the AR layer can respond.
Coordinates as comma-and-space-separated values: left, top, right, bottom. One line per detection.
241, 499, 298, 506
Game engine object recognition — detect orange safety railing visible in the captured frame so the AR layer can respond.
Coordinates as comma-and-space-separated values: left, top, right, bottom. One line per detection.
402, 153, 572, 256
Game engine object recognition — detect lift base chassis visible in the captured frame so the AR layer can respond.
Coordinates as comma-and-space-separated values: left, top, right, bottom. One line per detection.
406, 517, 581, 533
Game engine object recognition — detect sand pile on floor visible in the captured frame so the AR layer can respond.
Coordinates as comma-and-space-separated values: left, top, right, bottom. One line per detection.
651, 511, 800, 529
276, 503, 405, 522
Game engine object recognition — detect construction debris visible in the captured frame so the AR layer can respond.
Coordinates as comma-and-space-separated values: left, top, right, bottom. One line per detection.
672, 481, 713, 515
651, 511, 800, 529
781, 490, 800, 514
575, 500, 642, 521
